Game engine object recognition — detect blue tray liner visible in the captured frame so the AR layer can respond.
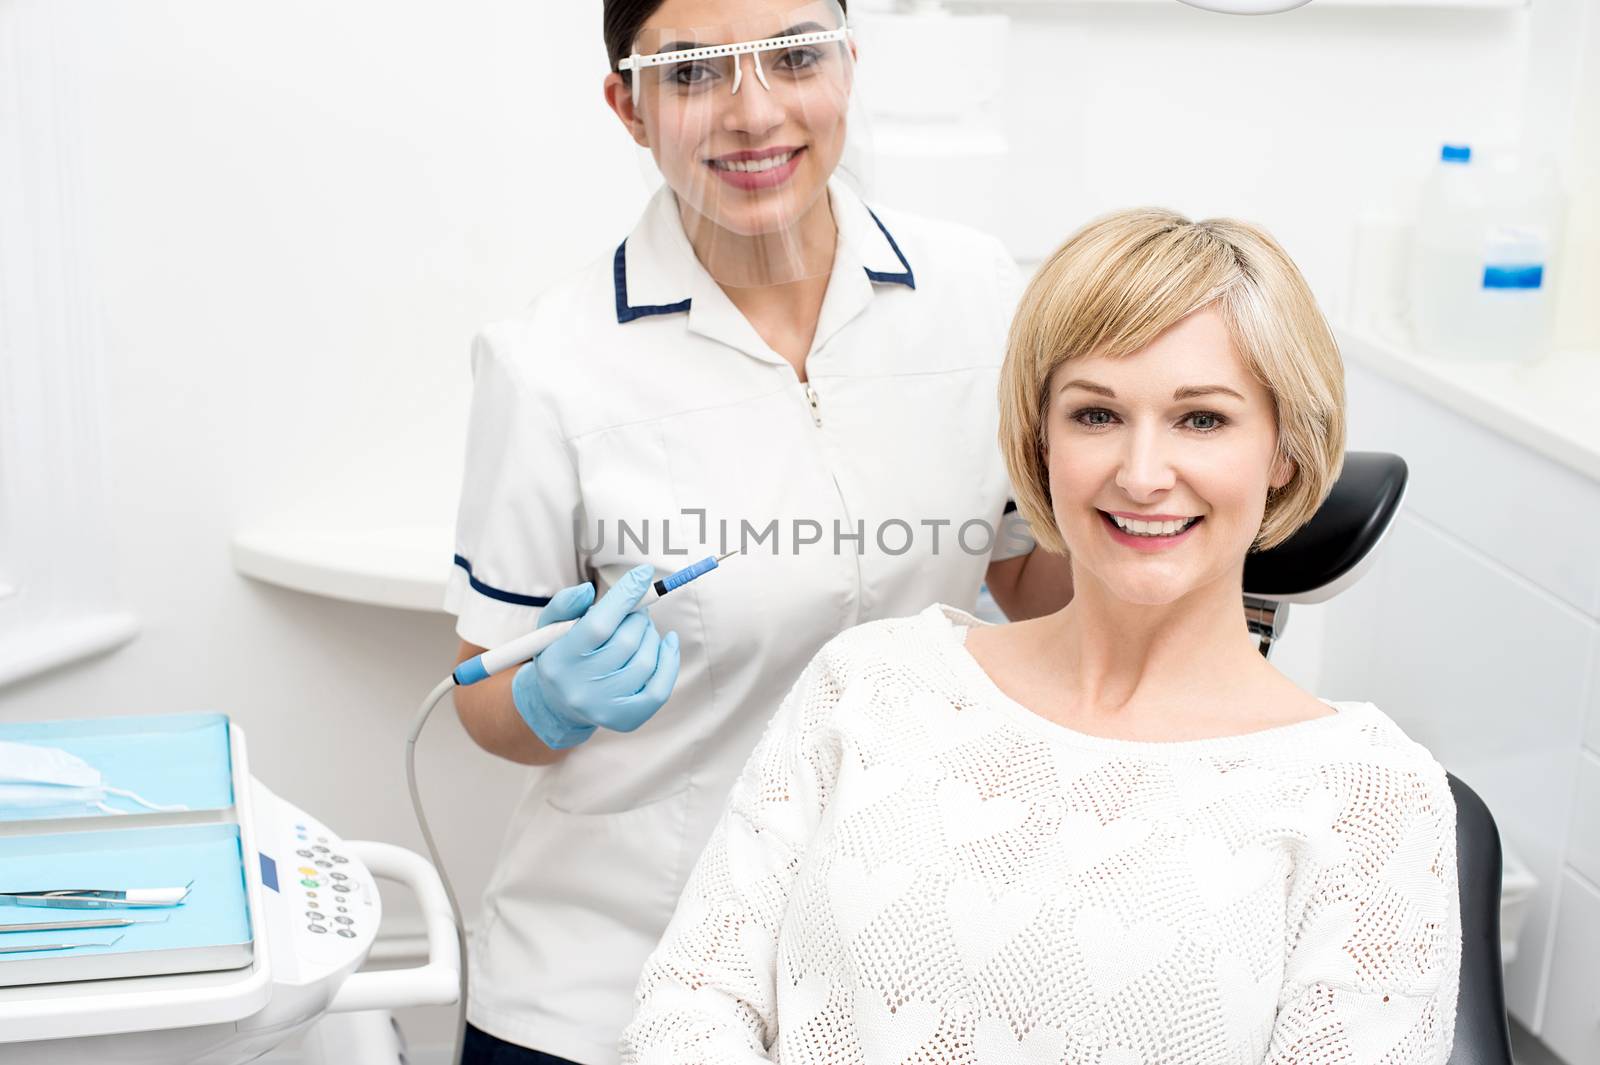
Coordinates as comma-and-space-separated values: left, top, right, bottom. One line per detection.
0, 713, 234, 820
0, 824, 252, 960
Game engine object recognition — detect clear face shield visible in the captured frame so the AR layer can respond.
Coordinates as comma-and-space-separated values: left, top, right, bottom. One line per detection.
618, 1, 860, 287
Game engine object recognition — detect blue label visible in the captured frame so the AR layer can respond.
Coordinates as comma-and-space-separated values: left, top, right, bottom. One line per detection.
1483, 264, 1543, 290
259, 852, 279, 892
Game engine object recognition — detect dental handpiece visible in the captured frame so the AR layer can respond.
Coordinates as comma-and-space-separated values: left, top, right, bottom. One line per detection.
451, 551, 736, 687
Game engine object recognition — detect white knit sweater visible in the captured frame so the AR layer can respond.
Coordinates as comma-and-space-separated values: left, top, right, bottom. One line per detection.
623, 605, 1461, 1065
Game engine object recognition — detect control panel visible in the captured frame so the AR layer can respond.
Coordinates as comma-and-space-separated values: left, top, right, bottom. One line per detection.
252, 783, 381, 990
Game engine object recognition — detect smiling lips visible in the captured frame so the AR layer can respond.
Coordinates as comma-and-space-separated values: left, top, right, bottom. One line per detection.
707, 146, 804, 190
1100, 509, 1203, 550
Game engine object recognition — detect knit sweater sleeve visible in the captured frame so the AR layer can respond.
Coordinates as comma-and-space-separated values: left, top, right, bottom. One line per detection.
621, 638, 849, 1065
1265, 747, 1462, 1064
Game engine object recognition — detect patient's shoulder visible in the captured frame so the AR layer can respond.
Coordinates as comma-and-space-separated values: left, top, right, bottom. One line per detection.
1307, 702, 1456, 828
1322, 702, 1446, 769
818, 604, 972, 669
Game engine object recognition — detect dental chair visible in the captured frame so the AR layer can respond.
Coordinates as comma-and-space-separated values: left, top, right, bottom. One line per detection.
1243, 451, 1514, 1065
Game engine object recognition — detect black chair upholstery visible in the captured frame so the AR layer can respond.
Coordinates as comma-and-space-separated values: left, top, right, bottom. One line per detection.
1446, 773, 1515, 1065
1244, 451, 1408, 601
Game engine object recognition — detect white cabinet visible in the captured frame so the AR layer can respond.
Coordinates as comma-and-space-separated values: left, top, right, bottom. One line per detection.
1540, 871, 1600, 1065
1569, 753, 1600, 891
1321, 329, 1600, 1059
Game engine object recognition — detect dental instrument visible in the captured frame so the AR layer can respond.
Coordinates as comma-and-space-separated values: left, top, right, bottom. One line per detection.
0, 936, 124, 955
0, 884, 192, 910
450, 551, 737, 686
411, 552, 736, 1065
0, 916, 168, 934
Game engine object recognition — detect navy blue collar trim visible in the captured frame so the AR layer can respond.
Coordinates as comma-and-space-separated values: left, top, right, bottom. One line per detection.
863, 208, 915, 290
614, 241, 692, 324
452, 554, 552, 608
613, 209, 915, 325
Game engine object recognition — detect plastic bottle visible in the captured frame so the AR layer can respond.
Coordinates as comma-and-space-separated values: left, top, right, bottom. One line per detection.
1409, 144, 1565, 362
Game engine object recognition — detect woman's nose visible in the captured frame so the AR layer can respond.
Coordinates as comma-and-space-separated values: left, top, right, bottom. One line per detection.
1114, 428, 1178, 500
720, 57, 786, 135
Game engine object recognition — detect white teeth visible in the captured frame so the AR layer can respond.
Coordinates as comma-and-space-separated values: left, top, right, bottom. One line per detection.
713, 151, 796, 173
1109, 514, 1198, 537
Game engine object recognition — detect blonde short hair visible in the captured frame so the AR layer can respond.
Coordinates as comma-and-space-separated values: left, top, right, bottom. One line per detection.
999, 208, 1346, 554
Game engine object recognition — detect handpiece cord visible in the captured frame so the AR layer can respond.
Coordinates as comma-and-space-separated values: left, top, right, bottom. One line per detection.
406, 674, 469, 1065
403, 551, 737, 1064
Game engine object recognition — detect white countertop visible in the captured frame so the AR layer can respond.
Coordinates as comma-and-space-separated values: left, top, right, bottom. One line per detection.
1337, 325, 1600, 483
232, 523, 452, 614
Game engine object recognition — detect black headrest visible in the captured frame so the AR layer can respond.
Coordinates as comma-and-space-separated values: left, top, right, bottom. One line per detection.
1243, 451, 1408, 602
1446, 773, 1515, 1065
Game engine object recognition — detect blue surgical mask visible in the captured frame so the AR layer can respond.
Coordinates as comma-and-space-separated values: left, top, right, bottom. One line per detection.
0, 740, 187, 815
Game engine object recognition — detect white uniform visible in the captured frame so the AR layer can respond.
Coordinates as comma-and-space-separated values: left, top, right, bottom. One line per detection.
446, 181, 1031, 1065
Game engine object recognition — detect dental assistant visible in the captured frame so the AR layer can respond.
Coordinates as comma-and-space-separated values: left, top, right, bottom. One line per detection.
445, 2, 1072, 1062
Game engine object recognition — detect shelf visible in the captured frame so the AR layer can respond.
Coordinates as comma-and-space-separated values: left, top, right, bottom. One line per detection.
0, 612, 140, 690
232, 524, 452, 614
1337, 325, 1600, 483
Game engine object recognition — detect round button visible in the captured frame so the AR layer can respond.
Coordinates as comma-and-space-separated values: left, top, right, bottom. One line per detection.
296, 849, 313, 858
333, 884, 351, 894
332, 855, 348, 864
313, 845, 330, 854
298, 867, 316, 876
336, 905, 348, 913
337, 929, 356, 938
335, 916, 354, 925
315, 860, 332, 869
308, 924, 327, 934
316, 837, 328, 844
300, 879, 318, 889
330, 872, 348, 882
306, 910, 324, 920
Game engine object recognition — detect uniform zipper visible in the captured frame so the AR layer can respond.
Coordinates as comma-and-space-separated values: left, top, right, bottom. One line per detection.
795, 375, 860, 626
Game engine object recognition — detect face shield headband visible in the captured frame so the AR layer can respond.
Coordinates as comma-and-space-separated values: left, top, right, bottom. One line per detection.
619, 25, 853, 98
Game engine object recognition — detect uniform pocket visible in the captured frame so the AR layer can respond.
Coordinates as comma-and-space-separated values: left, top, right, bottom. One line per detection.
537, 783, 695, 937
474, 782, 696, 1032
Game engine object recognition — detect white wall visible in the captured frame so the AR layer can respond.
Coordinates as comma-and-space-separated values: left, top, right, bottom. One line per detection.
0, 0, 645, 1052
2, 0, 1594, 1060
990, 3, 1535, 310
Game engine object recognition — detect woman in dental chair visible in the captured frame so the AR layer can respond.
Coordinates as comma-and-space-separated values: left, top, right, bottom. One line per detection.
622, 209, 1461, 1065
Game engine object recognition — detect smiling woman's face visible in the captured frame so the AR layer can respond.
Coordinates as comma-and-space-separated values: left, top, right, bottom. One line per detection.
1044, 306, 1294, 606
624, 0, 852, 239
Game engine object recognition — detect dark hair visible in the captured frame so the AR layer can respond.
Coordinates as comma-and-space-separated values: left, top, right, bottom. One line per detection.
604, 0, 848, 71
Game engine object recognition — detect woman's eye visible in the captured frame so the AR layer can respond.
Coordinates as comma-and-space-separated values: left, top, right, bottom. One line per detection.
1184, 411, 1227, 432
668, 62, 717, 86
1072, 408, 1116, 428
773, 46, 822, 72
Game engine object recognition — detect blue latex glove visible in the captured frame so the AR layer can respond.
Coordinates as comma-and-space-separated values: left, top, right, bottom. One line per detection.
511, 564, 682, 750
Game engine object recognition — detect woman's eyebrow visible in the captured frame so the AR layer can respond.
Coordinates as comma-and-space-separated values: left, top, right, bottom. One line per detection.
1057, 379, 1246, 402
1172, 384, 1245, 401
1058, 379, 1116, 398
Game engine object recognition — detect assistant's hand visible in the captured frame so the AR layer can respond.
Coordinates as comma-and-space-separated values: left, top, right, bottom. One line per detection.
511, 565, 682, 750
